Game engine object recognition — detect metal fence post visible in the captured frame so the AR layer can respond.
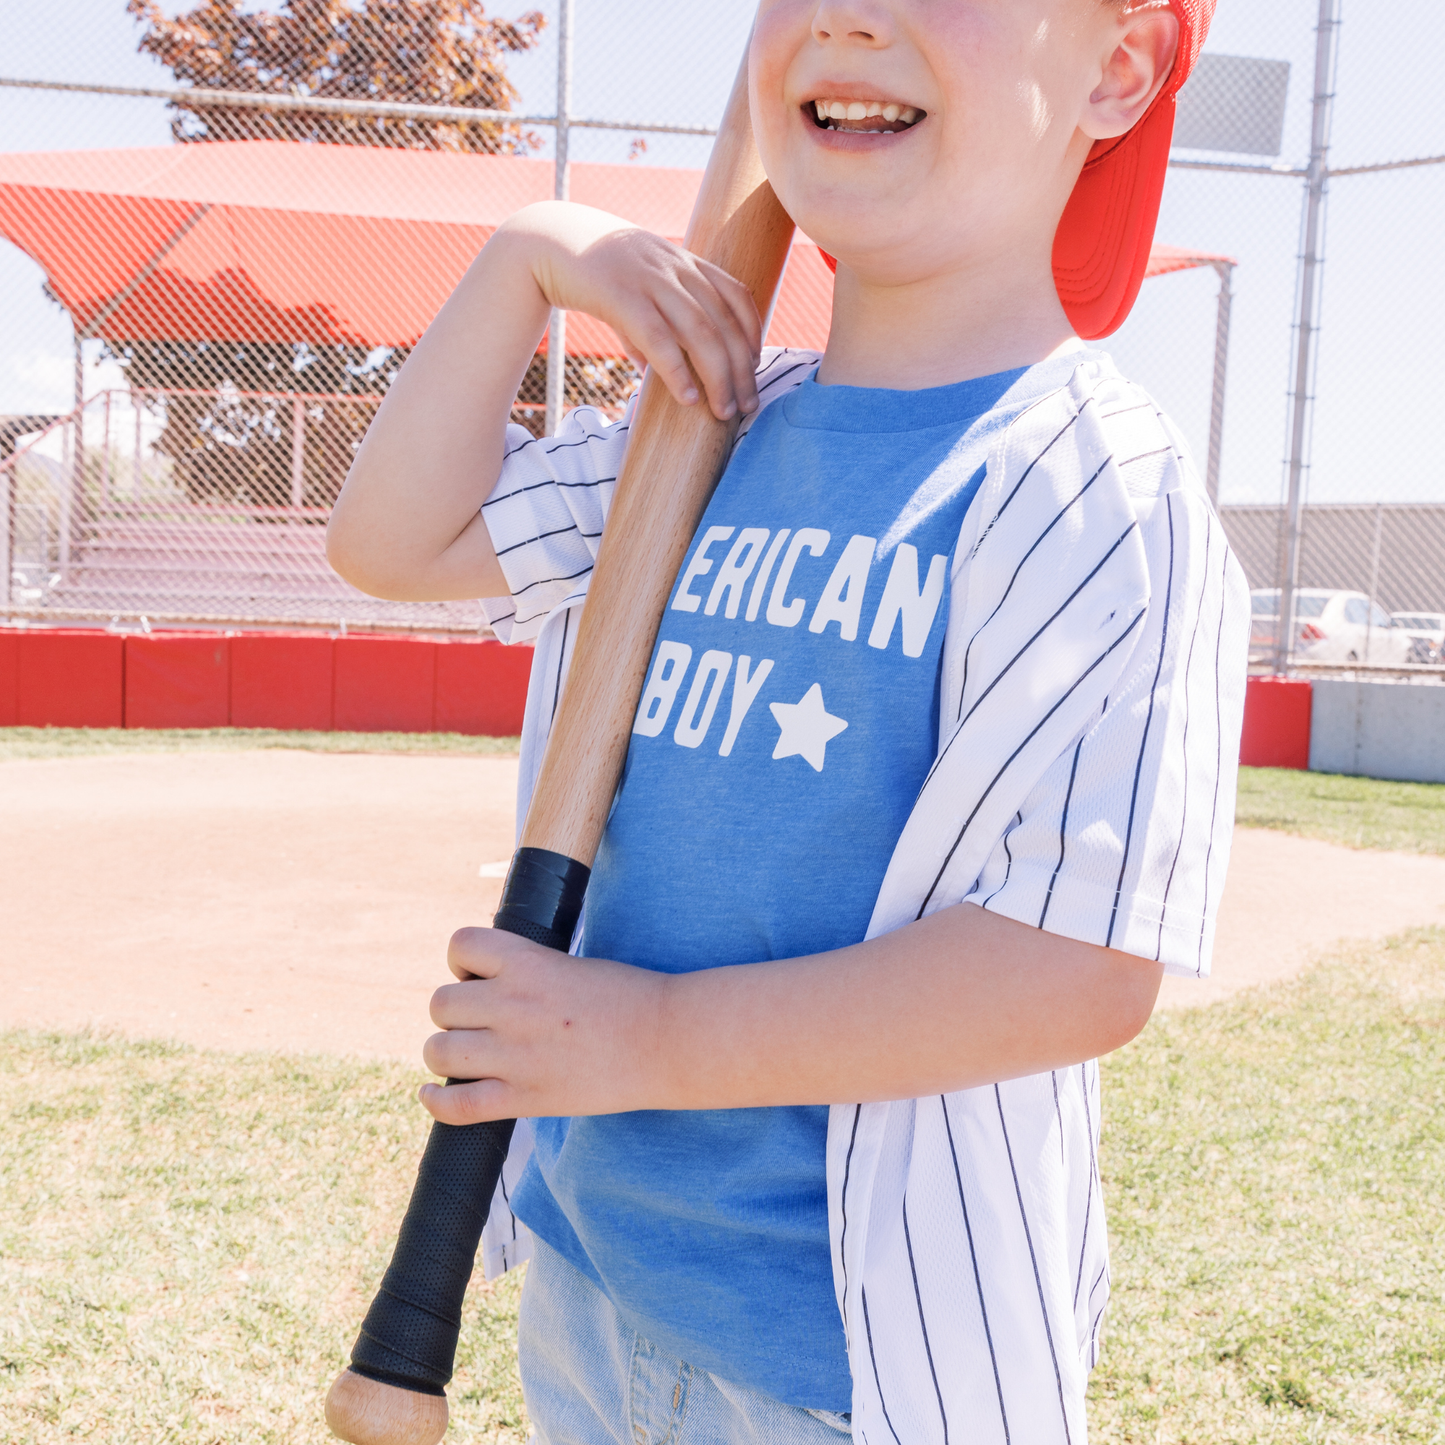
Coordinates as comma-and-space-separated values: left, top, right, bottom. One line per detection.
60, 342, 83, 578
0, 443, 13, 611
1276, 0, 1342, 674
1205, 260, 1234, 508
290, 394, 305, 507
544, 0, 574, 438
1363, 500, 1383, 661
100, 389, 112, 508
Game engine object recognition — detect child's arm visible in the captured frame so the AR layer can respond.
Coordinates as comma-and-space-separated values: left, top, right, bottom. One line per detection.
418, 905, 1159, 1120
325, 201, 764, 603
416, 461, 1249, 1122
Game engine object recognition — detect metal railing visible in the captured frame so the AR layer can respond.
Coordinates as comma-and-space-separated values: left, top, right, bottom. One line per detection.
2, 386, 497, 632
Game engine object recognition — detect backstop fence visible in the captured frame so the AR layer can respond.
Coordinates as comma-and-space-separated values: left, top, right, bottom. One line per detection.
0, 0, 1441, 668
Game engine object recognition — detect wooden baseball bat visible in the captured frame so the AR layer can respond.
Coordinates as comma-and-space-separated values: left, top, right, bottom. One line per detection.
324, 39, 796, 1445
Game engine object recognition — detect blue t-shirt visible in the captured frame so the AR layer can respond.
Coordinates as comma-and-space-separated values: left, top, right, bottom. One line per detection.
511, 352, 1094, 1410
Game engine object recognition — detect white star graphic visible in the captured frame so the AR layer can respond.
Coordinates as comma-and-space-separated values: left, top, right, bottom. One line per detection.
769, 683, 848, 773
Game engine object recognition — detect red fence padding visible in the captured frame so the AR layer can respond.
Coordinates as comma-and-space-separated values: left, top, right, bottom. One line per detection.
1240, 676, 1313, 770
17, 630, 125, 727
231, 633, 334, 730
333, 635, 438, 732
0, 629, 17, 726
435, 638, 531, 736
125, 633, 231, 728
3, 627, 530, 736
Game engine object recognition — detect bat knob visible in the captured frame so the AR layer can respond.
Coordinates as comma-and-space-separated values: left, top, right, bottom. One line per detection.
325, 1368, 449, 1445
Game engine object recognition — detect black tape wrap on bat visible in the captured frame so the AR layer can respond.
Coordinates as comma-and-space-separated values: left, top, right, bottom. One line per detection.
348, 847, 590, 1396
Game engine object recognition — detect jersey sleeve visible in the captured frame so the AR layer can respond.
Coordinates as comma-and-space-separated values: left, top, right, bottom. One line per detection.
480, 347, 821, 644
964, 483, 1251, 979
479, 403, 632, 644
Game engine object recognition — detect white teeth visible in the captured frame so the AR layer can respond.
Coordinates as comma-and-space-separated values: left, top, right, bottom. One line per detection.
813, 99, 920, 129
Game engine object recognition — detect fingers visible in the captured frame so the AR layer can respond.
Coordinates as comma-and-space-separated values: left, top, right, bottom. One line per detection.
653, 262, 761, 420
419, 1076, 513, 1126
515, 207, 763, 421
627, 307, 705, 411
422, 1017, 491, 1075
697, 258, 764, 375
595, 235, 761, 421
446, 924, 507, 981
430, 977, 489, 1030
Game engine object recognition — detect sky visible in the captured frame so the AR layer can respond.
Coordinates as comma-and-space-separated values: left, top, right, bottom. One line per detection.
1, 0, 1443, 506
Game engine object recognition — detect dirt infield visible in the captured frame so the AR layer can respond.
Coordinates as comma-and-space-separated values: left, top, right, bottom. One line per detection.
3, 748, 1443, 1061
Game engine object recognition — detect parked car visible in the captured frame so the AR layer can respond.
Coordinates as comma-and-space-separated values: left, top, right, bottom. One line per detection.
1249, 589, 1414, 665
1390, 612, 1445, 664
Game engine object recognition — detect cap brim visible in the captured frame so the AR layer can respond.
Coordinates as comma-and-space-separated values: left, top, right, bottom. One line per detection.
1053, 99, 1176, 340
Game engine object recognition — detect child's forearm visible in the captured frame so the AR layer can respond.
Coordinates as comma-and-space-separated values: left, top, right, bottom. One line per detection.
420, 905, 1163, 1122
653, 905, 1161, 1108
326, 201, 765, 604
325, 218, 553, 603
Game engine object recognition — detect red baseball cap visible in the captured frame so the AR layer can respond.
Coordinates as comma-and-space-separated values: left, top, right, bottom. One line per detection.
1054, 0, 1216, 339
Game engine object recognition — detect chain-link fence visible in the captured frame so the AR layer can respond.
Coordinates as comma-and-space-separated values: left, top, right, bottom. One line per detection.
1, 0, 1441, 657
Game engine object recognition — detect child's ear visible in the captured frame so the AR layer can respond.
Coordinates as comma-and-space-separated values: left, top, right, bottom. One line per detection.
1080, 3, 1180, 142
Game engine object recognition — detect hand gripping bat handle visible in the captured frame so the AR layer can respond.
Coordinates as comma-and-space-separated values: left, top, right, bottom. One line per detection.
324, 849, 589, 1445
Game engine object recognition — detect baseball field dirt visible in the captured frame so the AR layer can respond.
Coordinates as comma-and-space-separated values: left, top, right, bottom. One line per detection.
3, 747, 1443, 1058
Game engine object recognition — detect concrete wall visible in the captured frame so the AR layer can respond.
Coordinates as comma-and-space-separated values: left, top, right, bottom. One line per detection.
1309, 679, 1445, 784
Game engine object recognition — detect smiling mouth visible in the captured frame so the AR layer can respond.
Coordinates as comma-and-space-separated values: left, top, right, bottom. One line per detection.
808, 99, 924, 134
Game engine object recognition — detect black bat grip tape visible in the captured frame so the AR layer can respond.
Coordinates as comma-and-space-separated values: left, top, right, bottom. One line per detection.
348, 847, 590, 1396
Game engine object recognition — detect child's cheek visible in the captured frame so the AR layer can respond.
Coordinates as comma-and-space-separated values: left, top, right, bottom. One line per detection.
748, 5, 808, 173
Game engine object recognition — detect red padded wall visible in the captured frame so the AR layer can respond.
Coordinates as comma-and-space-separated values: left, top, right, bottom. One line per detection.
333, 635, 438, 732
0, 629, 18, 725
125, 633, 231, 728
3, 627, 531, 736
1240, 676, 1313, 770
231, 633, 334, 730
434, 639, 532, 735
17, 629, 124, 727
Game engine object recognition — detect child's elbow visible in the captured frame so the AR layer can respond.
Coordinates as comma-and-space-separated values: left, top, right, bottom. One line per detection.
325, 510, 403, 600
1096, 954, 1164, 1054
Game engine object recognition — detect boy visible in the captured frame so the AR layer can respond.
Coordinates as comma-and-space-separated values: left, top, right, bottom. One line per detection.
327, 1, 1248, 1441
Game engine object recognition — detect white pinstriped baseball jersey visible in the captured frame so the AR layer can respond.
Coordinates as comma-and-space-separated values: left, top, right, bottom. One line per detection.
476, 349, 1251, 1444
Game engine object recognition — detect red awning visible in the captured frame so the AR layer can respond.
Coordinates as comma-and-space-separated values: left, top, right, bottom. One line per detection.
0, 140, 1229, 357
1144, 243, 1236, 278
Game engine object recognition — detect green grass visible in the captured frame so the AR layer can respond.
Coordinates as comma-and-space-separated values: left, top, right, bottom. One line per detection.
0, 1040, 525, 1444
1237, 766, 1445, 854
4, 934, 1443, 1443
0, 727, 519, 761
1090, 927, 1445, 1443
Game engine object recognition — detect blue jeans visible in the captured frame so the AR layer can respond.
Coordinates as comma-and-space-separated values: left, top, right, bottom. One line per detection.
517, 1238, 854, 1445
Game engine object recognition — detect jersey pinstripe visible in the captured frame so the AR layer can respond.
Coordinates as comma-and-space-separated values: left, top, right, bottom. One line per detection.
475, 349, 1251, 1443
